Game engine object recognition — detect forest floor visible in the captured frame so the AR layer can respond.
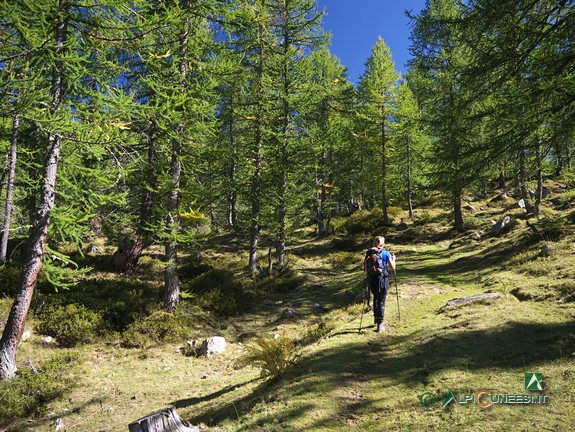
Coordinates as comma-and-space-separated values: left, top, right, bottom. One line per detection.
2, 182, 575, 431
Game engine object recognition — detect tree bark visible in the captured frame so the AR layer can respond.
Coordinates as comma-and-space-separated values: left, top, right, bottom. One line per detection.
226, 94, 237, 228
518, 147, 531, 212
0, 0, 68, 380
125, 121, 158, 274
381, 105, 389, 225
249, 118, 262, 274
0, 114, 19, 264
128, 407, 200, 432
535, 137, 543, 216
406, 136, 413, 218
498, 171, 506, 189
454, 189, 465, 232
248, 23, 266, 275
317, 143, 328, 236
164, 1, 191, 311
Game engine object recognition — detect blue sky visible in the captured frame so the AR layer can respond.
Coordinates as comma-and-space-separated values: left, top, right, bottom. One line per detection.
316, 0, 427, 83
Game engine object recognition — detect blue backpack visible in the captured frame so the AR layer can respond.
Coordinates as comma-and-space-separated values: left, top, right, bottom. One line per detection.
364, 247, 385, 276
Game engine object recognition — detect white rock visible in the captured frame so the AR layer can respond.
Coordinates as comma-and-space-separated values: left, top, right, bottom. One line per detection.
199, 336, 226, 356
21, 330, 31, 342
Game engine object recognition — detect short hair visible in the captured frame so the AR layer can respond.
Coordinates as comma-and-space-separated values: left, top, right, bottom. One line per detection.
372, 236, 385, 247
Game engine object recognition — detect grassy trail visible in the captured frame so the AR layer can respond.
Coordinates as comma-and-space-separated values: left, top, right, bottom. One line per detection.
8, 236, 575, 431
206, 238, 574, 431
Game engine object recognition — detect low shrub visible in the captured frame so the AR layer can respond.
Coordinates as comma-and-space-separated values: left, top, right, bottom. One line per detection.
387, 206, 403, 221
122, 310, 192, 348
238, 334, 300, 378
525, 216, 571, 243
299, 318, 336, 346
251, 268, 304, 295
343, 208, 384, 235
0, 353, 79, 423
463, 216, 483, 229
559, 189, 575, 207
326, 251, 359, 269
330, 235, 361, 251
185, 268, 246, 316
35, 303, 104, 347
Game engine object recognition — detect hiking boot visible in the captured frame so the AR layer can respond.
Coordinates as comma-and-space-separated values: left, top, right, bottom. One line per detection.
376, 323, 385, 333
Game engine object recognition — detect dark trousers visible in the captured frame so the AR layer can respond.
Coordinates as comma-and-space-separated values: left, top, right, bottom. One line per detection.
368, 273, 389, 324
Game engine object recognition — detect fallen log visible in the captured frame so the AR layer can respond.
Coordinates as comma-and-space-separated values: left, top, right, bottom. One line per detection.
128, 407, 200, 432
442, 292, 501, 309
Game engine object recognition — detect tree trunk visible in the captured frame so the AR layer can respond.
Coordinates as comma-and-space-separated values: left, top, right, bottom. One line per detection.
164, 129, 182, 311
406, 136, 413, 218
125, 121, 158, 274
535, 138, 543, 216
276, 22, 290, 268
0, 114, 19, 264
128, 407, 200, 432
518, 147, 531, 212
381, 106, 389, 225
317, 150, 328, 236
249, 118, 262, 274
454, 189, 465, 232
164, 3, 190, 311
248, 24, 266, 275
0, 0, 68, 380
498, 171, 506, 189
27, 123, 41, 227
227, 95, 237, 228
553, 137, 563, 178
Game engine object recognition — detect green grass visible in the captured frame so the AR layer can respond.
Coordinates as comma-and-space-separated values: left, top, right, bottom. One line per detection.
2, 182, 575, 431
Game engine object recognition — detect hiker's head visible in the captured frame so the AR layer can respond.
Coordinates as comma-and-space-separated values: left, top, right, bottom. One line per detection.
372, 236, 385, 248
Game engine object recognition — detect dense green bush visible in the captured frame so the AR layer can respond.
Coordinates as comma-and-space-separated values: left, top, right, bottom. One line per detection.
184, 268, 247, 316
342, 209, 384, 235
326, 251, 359, 268
526, 216, 571, 243
251, 268, 304, 295
0, 353, 79, 423
387, 206, 403, 221
122, 310, 191, 348
34, 279, 156, 333
35, 303, 104, 347
330, 235, 362, 251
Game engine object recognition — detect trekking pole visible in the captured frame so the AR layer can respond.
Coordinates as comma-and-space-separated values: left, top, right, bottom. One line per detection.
393, 267, 401, 321
358, 279, 369, 333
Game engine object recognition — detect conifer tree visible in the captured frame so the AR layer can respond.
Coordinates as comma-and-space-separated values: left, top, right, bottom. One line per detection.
357, 37, 400, 224
305, 48, 354, 235
266, 0, 325, 264
408, 0, 473, 231
392, 79, 428, 217
0, 0, 137, 380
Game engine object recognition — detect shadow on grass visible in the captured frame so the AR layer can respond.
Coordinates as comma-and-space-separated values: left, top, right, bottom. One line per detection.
397, 237, 531, 287
186, 319, 574, 429
171, 378, 260, 409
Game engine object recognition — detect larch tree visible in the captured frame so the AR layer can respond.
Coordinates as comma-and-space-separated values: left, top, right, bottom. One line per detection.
266, 0, 325, 265
0, 0, 135, 380
305, 47, 354, 236
408, 0, 473, 232
392, 79, 428, 218
357, 36, 400, 224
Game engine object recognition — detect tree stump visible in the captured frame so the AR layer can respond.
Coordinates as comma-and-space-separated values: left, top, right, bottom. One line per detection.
128, 407, 200, 432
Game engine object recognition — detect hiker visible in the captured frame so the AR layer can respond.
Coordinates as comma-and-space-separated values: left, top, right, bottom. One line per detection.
364, 235, 396, 333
